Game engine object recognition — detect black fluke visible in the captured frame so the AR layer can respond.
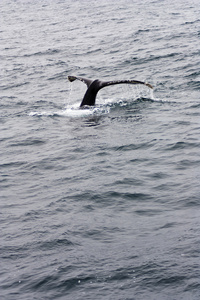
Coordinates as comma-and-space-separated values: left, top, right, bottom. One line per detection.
68, 75, 153, 107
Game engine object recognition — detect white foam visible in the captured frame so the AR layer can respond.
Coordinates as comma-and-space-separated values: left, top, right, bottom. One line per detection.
29, 111, 55, 116
29, 104, 110, 118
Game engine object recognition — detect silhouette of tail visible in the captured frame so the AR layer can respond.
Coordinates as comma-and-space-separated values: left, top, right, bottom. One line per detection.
68, 75, 153, 106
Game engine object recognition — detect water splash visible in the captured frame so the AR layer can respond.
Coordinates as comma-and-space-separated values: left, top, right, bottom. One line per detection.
29, 103, 110, 118
29, 85, 155, 118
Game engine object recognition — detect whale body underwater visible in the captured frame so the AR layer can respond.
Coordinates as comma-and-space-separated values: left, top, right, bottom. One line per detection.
68, 75, 153, 107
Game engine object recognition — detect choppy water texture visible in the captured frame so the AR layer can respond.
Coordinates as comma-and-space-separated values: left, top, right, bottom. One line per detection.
1, 0, 200, 299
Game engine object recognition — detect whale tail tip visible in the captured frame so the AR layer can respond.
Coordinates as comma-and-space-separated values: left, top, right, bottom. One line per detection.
68, 75, 77, 82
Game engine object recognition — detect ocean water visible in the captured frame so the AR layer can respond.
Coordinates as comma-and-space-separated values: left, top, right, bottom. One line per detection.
1, 0, 200, 299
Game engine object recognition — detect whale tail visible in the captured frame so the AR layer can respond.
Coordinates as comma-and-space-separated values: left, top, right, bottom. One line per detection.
68, 75, 153, 107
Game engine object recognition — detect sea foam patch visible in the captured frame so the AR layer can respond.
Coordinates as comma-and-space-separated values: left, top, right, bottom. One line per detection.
29, 104, 110, 118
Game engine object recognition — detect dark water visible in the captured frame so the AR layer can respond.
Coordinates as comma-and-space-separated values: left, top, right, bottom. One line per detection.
1, 0, 200, 299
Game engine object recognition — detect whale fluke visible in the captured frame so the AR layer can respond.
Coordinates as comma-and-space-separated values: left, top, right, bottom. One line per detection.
68, 75, 153, 107
68, 76, 93, 87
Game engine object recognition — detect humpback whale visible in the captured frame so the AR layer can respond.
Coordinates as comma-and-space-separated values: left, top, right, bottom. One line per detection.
68, 75, 153, 107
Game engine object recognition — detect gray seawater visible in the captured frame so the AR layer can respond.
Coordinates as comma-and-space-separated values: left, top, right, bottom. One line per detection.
1, 0, 200, 299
